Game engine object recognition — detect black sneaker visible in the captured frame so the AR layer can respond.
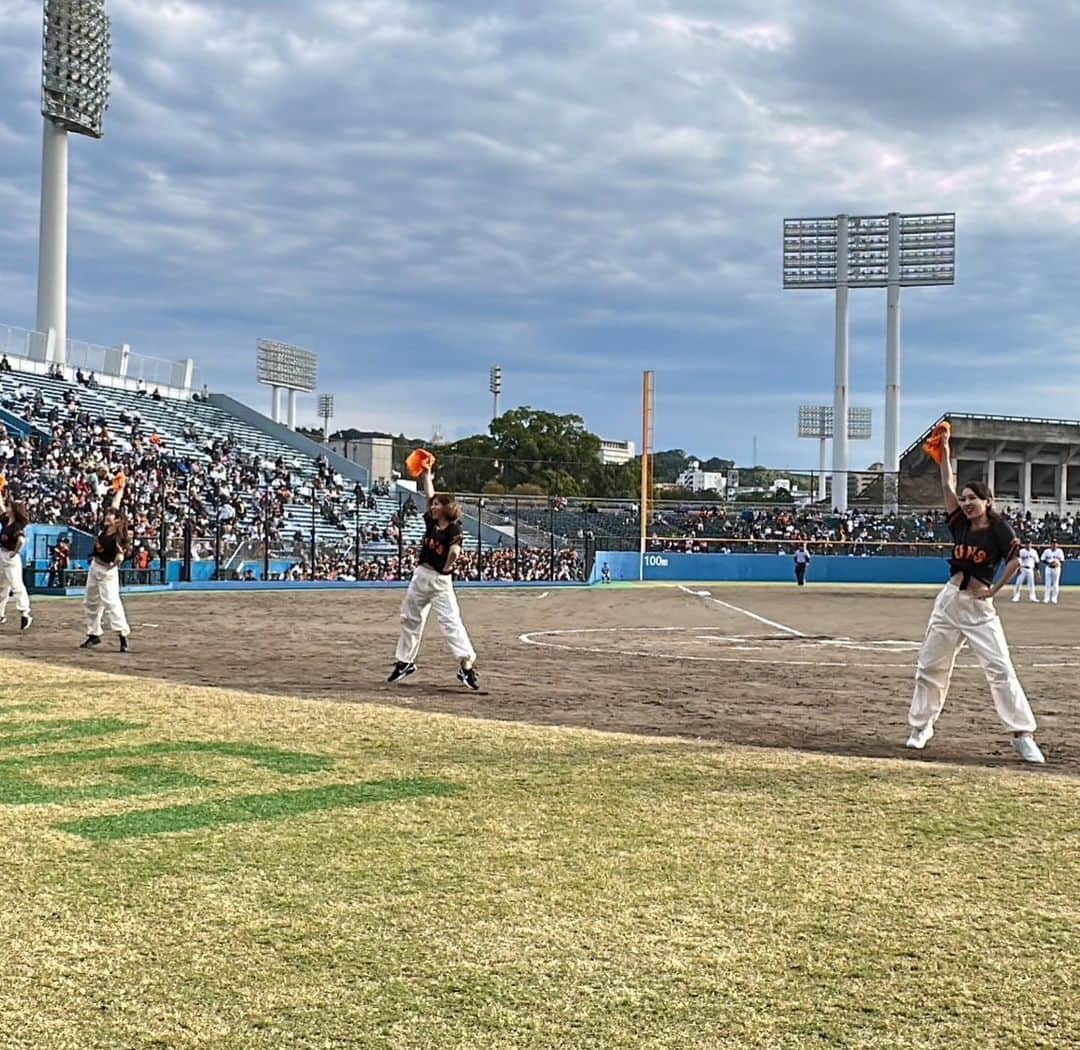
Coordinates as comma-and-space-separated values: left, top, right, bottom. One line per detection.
387, 661, 416, 684
119, 634, 130, 653
80, 634, 102, 649
457, 665, 480, 691
20, 614, 32, 632
0, 616, 6, 625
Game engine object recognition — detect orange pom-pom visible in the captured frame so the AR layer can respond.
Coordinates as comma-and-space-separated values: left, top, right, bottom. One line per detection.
404, 448, 436, 478
922, 420, 951, 464
0, 475, 6, 491
112, 472, 126, 492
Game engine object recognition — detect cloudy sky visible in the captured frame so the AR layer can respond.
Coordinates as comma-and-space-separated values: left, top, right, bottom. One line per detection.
2, 0, 1079, 469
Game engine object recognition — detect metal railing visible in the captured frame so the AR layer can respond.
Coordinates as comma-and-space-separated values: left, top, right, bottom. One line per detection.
1, 321, 193, 391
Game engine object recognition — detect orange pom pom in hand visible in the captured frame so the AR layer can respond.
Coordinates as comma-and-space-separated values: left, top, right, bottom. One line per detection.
111, 472, 126, 492
404, 448, 436, 478
922, 420, 951, 464
0, 475, 7, 492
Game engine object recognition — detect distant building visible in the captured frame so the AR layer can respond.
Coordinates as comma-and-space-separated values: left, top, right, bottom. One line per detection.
598, 438, 636, 465
328, 430, 394, 484
675, 460, 727, 493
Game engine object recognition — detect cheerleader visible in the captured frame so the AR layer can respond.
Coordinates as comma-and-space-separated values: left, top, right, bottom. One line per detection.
907, 431, 1043, 763
387, 465, 479, 689
81, 476, 131, 652
0, 490, 33, 631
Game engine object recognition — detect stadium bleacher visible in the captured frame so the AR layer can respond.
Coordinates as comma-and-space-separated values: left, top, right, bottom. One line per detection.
0, 366, 429, 572
3, 361, 1074, 582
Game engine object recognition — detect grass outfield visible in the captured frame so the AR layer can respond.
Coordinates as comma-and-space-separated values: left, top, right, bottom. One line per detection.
1, 659, 1078, 1049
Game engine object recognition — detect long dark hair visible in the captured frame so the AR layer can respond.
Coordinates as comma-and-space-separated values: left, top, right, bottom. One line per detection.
104, 507, 130, 547
961, 479, 1002, 521
7, 501, 29, 528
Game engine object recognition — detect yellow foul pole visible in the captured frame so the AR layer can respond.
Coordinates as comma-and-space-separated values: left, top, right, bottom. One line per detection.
639, 370, 654, 581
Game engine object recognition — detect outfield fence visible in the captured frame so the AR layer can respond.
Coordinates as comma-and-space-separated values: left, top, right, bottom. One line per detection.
25, 491, 1080, 589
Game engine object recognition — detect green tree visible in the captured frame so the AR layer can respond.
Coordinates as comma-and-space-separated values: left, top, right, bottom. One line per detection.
436, 434, 499, 493
488, 407, 602, 495
652, 449, 690, 484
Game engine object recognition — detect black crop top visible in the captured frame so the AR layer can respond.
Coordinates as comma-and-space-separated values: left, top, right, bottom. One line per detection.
947, 507, 1019, 589
418, 511, 462, 574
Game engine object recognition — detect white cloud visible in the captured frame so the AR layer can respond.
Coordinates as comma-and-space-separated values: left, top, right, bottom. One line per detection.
1, 0, 1079, 466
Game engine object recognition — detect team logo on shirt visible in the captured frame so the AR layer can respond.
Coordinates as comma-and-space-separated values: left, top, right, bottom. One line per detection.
953, 544, 989, 564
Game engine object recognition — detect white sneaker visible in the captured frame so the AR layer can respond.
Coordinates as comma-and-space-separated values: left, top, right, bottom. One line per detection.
1011, 735, 1046, 764
1011, 596, 1020, 603
906, 724, 934, 750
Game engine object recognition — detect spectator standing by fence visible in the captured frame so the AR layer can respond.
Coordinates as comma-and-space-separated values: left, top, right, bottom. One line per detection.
48, 535, 71, 588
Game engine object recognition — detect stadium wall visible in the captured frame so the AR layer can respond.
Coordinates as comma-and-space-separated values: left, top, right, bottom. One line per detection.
591, 551, 1078, 586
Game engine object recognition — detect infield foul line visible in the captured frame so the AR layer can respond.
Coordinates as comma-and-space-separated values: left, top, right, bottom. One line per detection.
677, 585, 806, 637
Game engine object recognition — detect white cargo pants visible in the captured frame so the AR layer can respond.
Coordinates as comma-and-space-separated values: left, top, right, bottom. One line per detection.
909, 582, 1036, 735
85, 560, 131, 637
395, 564, 476, 664
0, 550, 30, 617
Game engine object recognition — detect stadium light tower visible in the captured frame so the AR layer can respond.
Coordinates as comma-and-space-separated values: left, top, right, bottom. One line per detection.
798, 406, 872, 504
256, 339, 317, 429
317, 394, 334, 444
489, 365, 502, 423
783, 212, 955, 512
36, 0, 112, 364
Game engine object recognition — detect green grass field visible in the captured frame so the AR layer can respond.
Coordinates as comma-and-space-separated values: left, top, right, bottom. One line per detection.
1, 656, 1077, 1049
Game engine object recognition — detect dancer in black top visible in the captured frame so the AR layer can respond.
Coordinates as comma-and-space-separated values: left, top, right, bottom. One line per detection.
0, 490, 32, 630
81, 476, 132, 652
387, 466, 479, 689
906, 431, 1043, 762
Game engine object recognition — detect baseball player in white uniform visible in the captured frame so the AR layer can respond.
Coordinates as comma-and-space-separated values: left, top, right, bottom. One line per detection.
1041, 539, 1065, 603
1011, 541, 1039, 602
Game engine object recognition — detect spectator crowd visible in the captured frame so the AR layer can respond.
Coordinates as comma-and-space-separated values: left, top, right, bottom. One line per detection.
1, 359, 1077, 582
646, 504, 1080, 555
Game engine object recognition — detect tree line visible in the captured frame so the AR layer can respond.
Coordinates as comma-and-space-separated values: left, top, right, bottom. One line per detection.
324, 408, 800, 500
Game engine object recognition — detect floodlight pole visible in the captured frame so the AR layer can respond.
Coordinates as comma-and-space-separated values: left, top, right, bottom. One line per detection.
36, 119, 69, 362
288, 389, 298, 430
818, 437, 827, 501
489, 365, 502, 424
832, 215, 849, 513
884, 212, 902, 514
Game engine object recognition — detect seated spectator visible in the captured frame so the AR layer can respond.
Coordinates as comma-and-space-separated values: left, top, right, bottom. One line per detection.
0, 354, 12, 373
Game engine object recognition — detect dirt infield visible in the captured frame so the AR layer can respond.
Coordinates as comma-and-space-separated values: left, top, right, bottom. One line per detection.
9, 583, 1079, 772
